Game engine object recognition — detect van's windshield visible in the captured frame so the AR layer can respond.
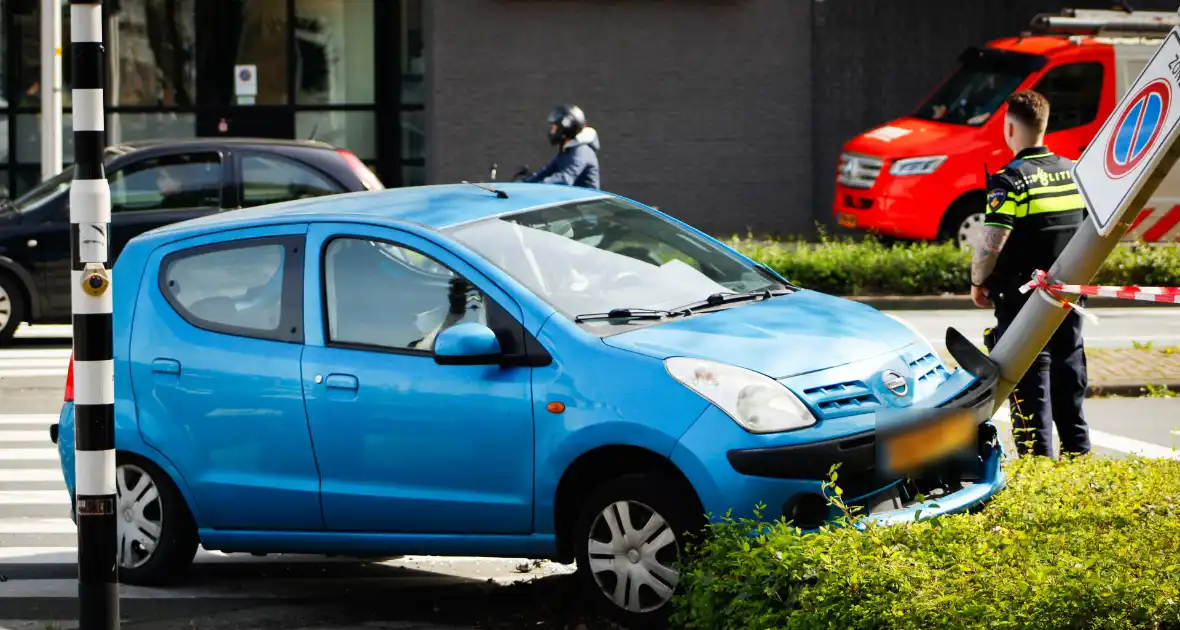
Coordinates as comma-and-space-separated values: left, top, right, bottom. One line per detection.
913, 47, 1045, 126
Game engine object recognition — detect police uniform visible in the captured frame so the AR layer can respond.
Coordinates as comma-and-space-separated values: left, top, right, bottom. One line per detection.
981, 146, 1090, 458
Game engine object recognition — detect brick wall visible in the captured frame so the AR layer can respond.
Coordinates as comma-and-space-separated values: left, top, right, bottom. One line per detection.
426, 0, 813, 238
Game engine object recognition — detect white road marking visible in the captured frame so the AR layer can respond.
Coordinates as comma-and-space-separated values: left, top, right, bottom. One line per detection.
0, 469, 63, 482
0, 490, 69, 504
992, 406, 1179, 459
0, 414, 59, 425
0, 431, 53, 443
0, 518, 76, 534
0, 448, 60, 461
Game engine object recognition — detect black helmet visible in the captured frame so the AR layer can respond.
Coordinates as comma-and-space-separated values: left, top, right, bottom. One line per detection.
547, 104, 586, 145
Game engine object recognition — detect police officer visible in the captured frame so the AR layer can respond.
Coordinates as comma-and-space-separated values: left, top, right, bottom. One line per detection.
519, 104, 602, 189
970, 89, 1090, 459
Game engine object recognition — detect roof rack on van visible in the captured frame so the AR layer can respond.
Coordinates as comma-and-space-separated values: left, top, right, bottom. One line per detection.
1030, 8, 1180, 37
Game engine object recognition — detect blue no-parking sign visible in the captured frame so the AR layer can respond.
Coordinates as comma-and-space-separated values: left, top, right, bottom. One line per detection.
1074, 27, 1180, 236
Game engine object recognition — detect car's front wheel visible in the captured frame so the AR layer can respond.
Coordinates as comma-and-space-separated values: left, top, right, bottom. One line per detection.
573, 473, 702, 627
0, 272, 26, 346
114, 454, 199, 585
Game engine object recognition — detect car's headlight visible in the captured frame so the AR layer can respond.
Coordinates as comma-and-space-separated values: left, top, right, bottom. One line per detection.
665, 357, 817, 434
889, 155, 946, 176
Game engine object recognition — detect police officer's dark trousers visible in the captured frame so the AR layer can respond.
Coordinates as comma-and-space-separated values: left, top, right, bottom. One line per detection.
991, 289, 1090, 458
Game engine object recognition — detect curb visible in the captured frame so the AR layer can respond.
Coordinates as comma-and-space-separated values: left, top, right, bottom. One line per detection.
1087, 382, 1180, 397
845, 295, 1173, 310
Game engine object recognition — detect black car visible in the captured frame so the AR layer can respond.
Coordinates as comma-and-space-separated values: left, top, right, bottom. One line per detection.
0, 137, 384, 345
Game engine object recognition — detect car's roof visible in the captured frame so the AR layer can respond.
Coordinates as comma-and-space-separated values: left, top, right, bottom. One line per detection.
110, 137, 339, 153
143, 183, 613, 240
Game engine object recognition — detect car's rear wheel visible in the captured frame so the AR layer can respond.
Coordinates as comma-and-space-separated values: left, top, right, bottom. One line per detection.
573, 473, 702, 627
115, 454, 199, 585
0, 273, 26, 346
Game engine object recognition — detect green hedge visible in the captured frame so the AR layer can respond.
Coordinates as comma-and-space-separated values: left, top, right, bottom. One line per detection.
731, 236, 1180, 296
672, 455, 1180, 630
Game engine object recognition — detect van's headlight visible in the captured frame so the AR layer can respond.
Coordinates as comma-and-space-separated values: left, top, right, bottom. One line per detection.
889, 155, 946, 176
665, 358, 817, 434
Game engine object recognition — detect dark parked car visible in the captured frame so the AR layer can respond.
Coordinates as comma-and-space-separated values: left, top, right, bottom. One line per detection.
0, 138, 384, 345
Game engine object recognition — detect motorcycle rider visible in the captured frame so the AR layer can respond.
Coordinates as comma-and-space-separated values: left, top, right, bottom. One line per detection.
519, 104, 601, 189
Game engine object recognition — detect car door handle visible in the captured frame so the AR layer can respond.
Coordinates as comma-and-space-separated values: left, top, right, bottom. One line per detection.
324, 374, 359, 390
151, 359, 181, 375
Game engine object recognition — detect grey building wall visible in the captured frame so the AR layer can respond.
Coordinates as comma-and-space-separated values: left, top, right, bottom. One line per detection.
427, 0, 1180, 239
425, 0, 813, 238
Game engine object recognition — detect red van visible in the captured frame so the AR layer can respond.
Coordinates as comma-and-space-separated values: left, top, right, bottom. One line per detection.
833, 8, 1180, 247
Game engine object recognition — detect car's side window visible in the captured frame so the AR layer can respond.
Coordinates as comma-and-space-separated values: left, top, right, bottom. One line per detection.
1032, 62, 1104, 133
240, 153, 344, 208
323, 236, 487, 353
109, 152, 223, 213
159, 236, 304, 343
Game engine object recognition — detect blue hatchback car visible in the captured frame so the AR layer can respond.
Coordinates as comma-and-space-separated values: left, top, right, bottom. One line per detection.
51, 182, 1005, 624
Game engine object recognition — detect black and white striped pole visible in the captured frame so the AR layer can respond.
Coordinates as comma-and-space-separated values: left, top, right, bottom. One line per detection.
69, 1, 119, 628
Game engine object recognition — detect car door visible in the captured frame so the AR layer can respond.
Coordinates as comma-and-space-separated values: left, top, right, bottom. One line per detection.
236, 151, 348, 209
299, 222, 536, 535
40, 150, 230, 315
129, 223, 325, 530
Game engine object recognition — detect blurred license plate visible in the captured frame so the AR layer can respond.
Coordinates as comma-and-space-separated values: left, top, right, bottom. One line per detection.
883, 409, 976, 474
837, 212, 857, 227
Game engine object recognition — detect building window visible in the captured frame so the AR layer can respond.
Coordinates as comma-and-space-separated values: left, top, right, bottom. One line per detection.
294, 0, 374, 105
110, 0, 198, 107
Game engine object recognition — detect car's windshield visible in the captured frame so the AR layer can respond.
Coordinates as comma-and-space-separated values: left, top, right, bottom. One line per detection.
446, 197, 793, 331
913, 47, 1042, 126
11, 168, 73, 213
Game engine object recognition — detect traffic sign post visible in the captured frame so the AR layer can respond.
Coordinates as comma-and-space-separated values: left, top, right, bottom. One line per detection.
985, 17, 1180, 412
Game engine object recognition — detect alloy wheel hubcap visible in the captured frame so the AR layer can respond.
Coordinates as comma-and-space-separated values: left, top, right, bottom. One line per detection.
958, 213, 985, 249
0, 283, 10, 331
587, 500, 680, 613
115, 464, 163, 570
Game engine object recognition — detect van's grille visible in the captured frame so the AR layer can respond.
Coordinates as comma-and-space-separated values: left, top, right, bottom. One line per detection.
801, 380, 883, 420
837, 152, 884, 189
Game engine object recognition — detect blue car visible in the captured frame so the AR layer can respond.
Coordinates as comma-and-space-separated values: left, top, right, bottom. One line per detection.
50, 182, 1005, 625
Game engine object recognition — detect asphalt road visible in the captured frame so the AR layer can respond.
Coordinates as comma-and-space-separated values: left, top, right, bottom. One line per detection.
888, 306, 1180, 349
1, 319, 1178, 628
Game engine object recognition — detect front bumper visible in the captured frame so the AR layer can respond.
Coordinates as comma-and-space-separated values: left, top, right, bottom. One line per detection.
672, 327, 1005, 528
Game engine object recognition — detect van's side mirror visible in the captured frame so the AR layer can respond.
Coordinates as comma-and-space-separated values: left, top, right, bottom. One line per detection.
432, 322, 502, 366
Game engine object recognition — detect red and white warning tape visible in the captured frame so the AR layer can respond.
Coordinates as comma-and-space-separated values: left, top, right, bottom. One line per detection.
1018, 269, 1180, 324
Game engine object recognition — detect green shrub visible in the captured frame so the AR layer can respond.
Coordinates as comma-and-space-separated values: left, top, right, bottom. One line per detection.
729, 235, 1180, 296
671, 455, 1180, 630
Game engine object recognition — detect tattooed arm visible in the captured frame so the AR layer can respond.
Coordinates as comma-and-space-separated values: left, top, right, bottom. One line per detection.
970, 225, 1012, 287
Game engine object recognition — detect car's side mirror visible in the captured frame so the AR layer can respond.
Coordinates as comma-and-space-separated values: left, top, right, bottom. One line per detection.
432, 322, 502, 366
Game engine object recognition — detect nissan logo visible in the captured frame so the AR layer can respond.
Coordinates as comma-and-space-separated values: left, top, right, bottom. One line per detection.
882, 370, 908, 397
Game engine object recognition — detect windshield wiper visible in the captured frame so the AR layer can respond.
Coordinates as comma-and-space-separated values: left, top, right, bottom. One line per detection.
574, 307, 681, 323
670, 288, 792, 314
